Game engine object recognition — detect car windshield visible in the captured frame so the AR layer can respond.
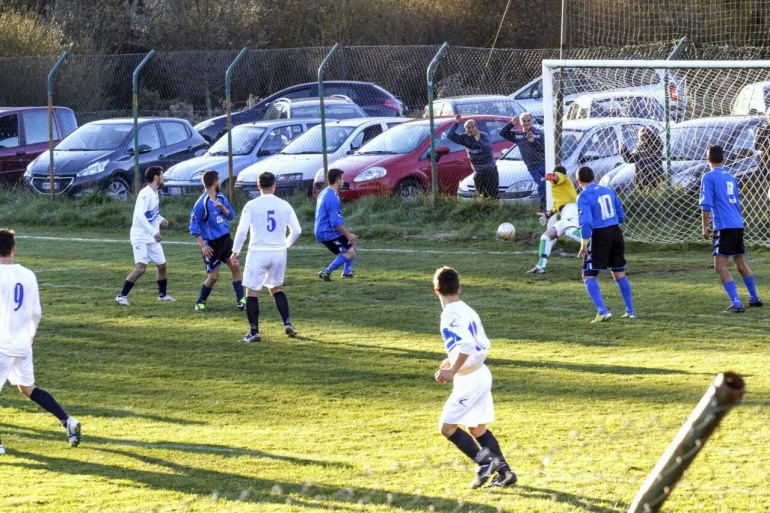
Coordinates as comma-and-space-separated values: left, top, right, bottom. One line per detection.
455, 100, 522, 117
357, 124, 431, 154
208, 127, 266, 155
57, 123, 132, 151
501, 129, 583, 160
281, 126, 355, 154
670, 124, 733, 160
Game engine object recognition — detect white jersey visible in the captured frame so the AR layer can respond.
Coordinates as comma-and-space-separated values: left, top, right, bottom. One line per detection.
439, 300, 490, 371
130, 185, 165, 243
233, 194, 301, 253
0, 264, 41, 357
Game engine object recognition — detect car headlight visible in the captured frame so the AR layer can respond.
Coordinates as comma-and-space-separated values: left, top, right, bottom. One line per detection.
276, 173, 304, 181
353, 166, 387, 183
501, 180, 537, 199
77, 161, 108, 177
24, 163, 33, 179
599, 175, 610, 186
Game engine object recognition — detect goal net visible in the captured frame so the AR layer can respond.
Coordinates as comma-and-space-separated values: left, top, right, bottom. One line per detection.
542, 59, 770, 247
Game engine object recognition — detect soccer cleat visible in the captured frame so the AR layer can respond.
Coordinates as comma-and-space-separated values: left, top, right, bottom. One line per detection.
284, 324, 298, 337
470, 449, 500, 489
158, 294, 176, 302
590, 312, 612, 323
488, 469, 518, 487
526, 265, 545, 274
749, 298, 763, 307
318, 270, 331, 282
237, 297, 247, 310
115, 295, 130, 306
341, 271, 355, 278
239, 332, 261, 343
621, 311, 637, 319
724, 304, 745, 313
195, 302, 206, 311
65, 418, 81, 447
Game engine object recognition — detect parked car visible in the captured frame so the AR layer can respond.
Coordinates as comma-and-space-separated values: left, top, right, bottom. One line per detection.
600, 116, 764, 193
731, 81, 770, 115
162, 119, 319, 195
458, 117, 662, 202
0, 106, 77, 184
236, 117, 405, 198
262, 95, 367, 121
25, 118, 208, 200
565, 91, 667, 122
194, 81, 404, 143
312, 115, 512, 201
424, 95, 534, 121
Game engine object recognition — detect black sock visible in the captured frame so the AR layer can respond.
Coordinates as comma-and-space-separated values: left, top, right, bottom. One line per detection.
120, 280, 135, 297
475, 429, 507, 466
273, 291, 291, 325
447, 429, 481, 462
30, 387, 68, 423
157, 279, 168, 297
197, 285, 212, 304
246, 296, 259, 335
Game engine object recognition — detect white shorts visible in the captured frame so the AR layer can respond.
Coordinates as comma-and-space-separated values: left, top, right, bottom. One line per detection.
553, 203, 579, 238
439, 364, 494, 429
0, 352, 35, 391
243, 249, 287, 291
132, 241, 166, 265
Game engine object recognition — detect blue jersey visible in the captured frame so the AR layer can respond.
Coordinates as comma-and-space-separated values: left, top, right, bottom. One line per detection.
577, 183, 625, 239
699, 167, 744, 230
189, 192, 235, 243
314, 187, 344, 242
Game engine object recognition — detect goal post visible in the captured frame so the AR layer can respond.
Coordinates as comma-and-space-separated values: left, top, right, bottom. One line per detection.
542, 59, 770, 247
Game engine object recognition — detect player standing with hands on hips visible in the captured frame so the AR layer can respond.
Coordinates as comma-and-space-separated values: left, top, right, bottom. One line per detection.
315, 169, 359, 281
0, 228, 81, 454
576, 166, 635, 322
447, 115, 499, 200
699, 144, 762, 313
433, 266, 517, 488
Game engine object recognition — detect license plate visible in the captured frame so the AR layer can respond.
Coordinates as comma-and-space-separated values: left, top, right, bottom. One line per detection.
167, 187, 182, 195
40, 181, 59, 190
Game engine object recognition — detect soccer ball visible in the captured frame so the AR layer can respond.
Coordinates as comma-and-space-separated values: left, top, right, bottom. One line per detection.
497, 222, 515, 241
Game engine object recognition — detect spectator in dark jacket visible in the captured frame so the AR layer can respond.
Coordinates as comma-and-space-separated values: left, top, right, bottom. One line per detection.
500, 113, 546, 208
447, 115, 499, 200
620, 126, 664, 191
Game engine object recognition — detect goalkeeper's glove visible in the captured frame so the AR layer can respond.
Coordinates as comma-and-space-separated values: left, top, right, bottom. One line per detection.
544, 173, 557, 182
537, 212, 549, 226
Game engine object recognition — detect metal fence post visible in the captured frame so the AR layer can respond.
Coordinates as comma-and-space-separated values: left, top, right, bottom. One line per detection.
225, 48, 249, 203
132, 50, 155, 195
318, 43, 341, 186
427, 43, 449, 199
47, 51, 68, 200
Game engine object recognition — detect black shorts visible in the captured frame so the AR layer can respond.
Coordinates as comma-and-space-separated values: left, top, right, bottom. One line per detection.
321, 235, 352, 255
713, 228, 745, 257
203, 234, 234, 273
583, 225, 625, 275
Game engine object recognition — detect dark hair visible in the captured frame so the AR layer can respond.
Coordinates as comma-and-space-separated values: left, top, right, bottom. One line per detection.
553, 165, 567, 175
202, 170, 219, 188
145, 166, 164, 182
433, 266, 460, 296
258, 171, 276, 189
708, 144, 724, 164
0, 228, 16, 257
328, 169, 344, 186
577, 166, 595, 183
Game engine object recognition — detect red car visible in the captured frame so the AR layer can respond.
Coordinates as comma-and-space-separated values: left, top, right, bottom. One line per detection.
312, 115, 511, 200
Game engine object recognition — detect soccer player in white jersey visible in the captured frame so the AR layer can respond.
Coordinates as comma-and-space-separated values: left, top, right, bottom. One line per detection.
0, 228, 81, 454
115, 166, 175, 305
231, 172, 302, 343
433, 266, 517, 488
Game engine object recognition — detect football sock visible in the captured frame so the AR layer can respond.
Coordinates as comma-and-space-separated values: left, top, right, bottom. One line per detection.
343, 256, 355, 275
246, 296, 260, 335
475, 429, 507, 465
447, 428, 480, 461
723, 280, 742, 306
197, 285, 212, 304
273, 291, 291, 325
537, 234, 554, 268
157, 279, 168, 297
615, 276, 634, 313
232, 280, 244, 302
743, 275, 759, 301
566, 228, 582, 244
585, 278, 607, 314
30, 387, 68, 423
326, 254, 348, 274
119, 280, 134, 297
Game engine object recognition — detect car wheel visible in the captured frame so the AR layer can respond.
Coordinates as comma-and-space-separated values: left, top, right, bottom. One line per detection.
393, 178, 425, 200
106, 176, 131, 200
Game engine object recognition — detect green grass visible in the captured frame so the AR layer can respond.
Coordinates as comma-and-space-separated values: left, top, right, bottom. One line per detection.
0, 194, 769, 512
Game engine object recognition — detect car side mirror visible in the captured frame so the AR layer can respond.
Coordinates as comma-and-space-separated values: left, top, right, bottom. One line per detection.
435, 146, 450, 161
194, 149, 207, 157
257, 149, 273, 157
128, 144, 152, 155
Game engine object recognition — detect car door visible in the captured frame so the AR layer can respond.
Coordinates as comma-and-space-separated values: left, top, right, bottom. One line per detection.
430, 123, 476, 194
159, 121, 197, 167
0, 113, 24, 183
576, 126, 622, 181
134, 123, 164, 173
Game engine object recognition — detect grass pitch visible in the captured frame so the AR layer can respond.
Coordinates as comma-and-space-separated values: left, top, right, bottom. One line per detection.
0, 213, 769, 512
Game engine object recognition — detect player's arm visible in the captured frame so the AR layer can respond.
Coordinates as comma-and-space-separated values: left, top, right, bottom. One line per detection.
701, 210, 712, 240
285, 209, 302, 248
435, 352, 469, 384
231, 204, 251, 262
698, 175, 714, 239
577, 196, 593, 257
30, 275, 41, 343
219, 195, 236, 220
615, 192, 626, 224
133, 194, 158, 239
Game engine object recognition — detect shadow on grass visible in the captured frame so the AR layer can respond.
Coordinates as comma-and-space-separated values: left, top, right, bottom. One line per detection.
513, 485, 626, 513
487, 357, 691, 376
0, 400, 206, 425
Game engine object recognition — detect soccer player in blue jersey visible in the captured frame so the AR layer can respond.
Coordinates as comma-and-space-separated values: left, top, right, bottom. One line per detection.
700, 144, 762, 313
189, 170, 244, 311
433, 266, 517, 488
576, 166, 635, 323
315, 169, 358, 281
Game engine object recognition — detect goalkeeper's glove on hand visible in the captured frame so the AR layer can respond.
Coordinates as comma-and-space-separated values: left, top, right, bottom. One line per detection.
544, 173, 557, 182
537, 212, 549, 226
